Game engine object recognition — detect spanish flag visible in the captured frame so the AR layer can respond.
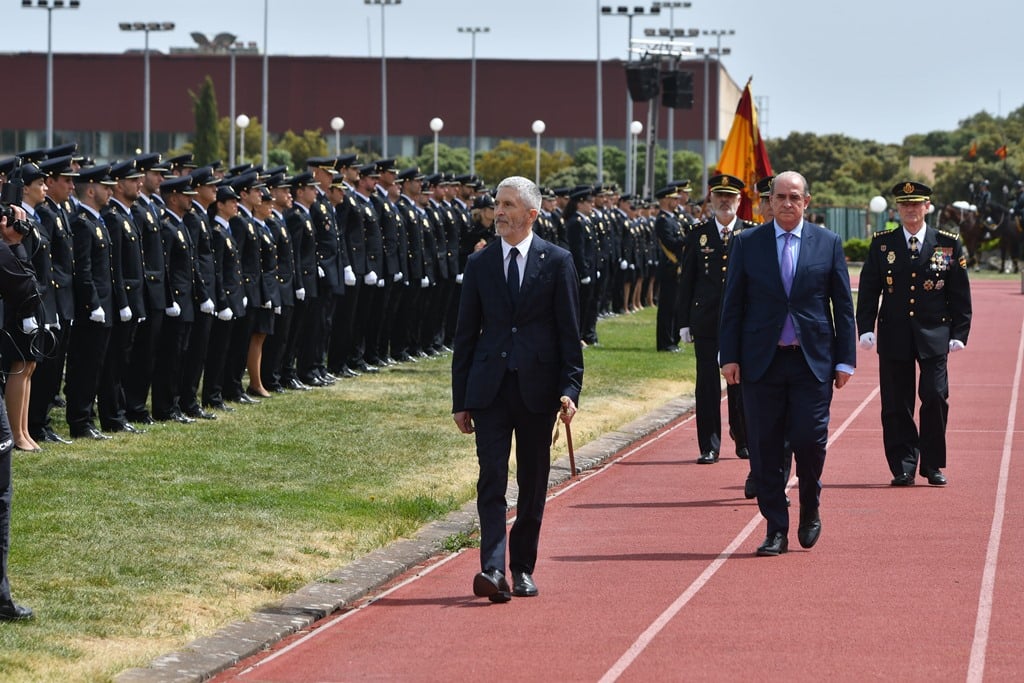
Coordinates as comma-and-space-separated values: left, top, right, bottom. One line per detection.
968, 140, 978, 158
995, 145, 1008, 160
715, 78, 773, 221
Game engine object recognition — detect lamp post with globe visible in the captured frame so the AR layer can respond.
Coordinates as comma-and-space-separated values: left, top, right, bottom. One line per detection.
429, 117, 444, 174
531, 120, 546, 185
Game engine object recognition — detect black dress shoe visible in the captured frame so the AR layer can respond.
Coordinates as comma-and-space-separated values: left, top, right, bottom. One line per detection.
129, 415, 156, 425
185, 408, 217, 420
121, 423, 147, 434
744, 474, 757, 499
393, 352, 414, 363
171, 411, 197, 424
353, 361, 380, 373
697, 451, 719, 464
472, 570, 511, 603
921, 468, 947, 486
338, 366, 360, 378
736, 447, 750, 459
72, 426, 111, 440
0, 601, 34, 621
234, 393, 261, 404
42, 428, 73, 444
205, 402, 235, 413
797, 507, 822, 549
286, 378, 312, 391
890, 473, 915, 486
657, 345, 681, 353
511, 571, 538, 597
756, 532, 788, 556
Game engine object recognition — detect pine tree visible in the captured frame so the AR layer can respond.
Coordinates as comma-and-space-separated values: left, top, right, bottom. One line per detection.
190, 76, 223, 165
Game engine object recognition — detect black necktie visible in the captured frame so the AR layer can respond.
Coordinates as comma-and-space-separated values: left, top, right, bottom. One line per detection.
507, 247, 520, 301
909, 235, 920, 259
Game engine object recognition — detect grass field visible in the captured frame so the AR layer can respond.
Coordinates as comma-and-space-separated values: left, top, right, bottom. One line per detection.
0, 306, 696, 682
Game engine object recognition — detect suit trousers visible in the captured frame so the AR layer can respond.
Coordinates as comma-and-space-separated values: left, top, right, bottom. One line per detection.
65, 321, 111, 432
28, 324, 68, 437
878, 353, 949, 476
180, 311, 213, 414
151, 317, 191, 419
124, 311, 163, 420
202, 317, 234, 407
472, 371, 558, 576
98, 319, 137, 430
742, 347, 832, 536
655, 265, 679, 349
693, 336, 746, 455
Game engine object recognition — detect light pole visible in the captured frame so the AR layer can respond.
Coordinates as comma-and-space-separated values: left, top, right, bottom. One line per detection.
532, 119, 546, 186
365, 0, 401, 157
119, 21, 175, 154
651, 2, 691, 182
630, 120, 643, 199
458, 26, 489, 176
429, 117, 444, 174
261, 0, 269, 165
228, 41, 242, 168
594, 0, 602, 184
330, 117, 345, 155
701, 29, 735, 190
22, 0, 81, 148
600, 4, 660, 194
236, 114, 250, 164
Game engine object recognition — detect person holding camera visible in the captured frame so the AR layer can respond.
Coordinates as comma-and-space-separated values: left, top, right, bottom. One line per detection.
3, 163, 48, 452
0, 198, 43, 620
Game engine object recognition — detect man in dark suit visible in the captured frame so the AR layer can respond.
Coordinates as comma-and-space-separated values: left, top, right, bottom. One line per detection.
654, 184, 686, 351
720, 170, 856, 556
856, 181, 972, 487
678, 174, 755, 464
452, 176, 583, 602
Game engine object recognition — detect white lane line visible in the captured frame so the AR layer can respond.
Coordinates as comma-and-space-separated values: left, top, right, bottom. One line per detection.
599, 385, 880, 683
967, 317, 1024, 683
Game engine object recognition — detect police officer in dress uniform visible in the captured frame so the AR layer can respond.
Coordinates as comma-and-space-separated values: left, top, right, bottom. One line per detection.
677, 174, 754, 463
281, 172, 320, 390
261, 173, 299, 393
857, 181, 973, 486
65, 165, 117, 440
654, 184, 686, 351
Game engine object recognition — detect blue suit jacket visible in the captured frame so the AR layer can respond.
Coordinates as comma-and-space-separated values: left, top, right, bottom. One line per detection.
452, 235, 583, 414
719, 220, 856, 383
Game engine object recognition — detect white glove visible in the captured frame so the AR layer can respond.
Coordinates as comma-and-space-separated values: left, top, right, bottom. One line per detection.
596, 270, 601, 279
119, 306, 132, 322
273, 306, 281, 315
629, 264, 635, 270
364, 271, 378, 286
138, 316, 146, 323
51, 321, 61, 331
581, 276, 592, 285
620, 259, 628, 270
89, 307, 106, 324
242, 296, 248, 308
377, 278, 385, 288
949, 339, 965, 352
200, 298, 215, 314
393, 271, 403, 283
317, 265, 325, 278
421, 276, 430, 288
217, 307, 233, 321
295, 287, 306, 301
679, 327, 693, 344
859, 332, 876, 350
165, 302, 181, 317
21, 317, 39, 334
344, 265, 356, 286
455, 273, 464, 284
262, 299, 273, 309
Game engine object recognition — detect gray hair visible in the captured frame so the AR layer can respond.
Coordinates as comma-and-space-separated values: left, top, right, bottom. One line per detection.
496, 176, 541, 213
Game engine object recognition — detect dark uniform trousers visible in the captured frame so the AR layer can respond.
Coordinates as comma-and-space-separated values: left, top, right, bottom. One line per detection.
693, 335, 746, 454
329, 281, 360, 373
262, 304, 294, 389
879, 354, 949, 476
66, 320, 111, 433
202, 317, 235, 407
98, 319, 137, 430
180, 311, 213, 414
152, 317, 192, 419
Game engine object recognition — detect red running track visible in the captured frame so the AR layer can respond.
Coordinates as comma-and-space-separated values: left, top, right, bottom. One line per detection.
213, 279, 1024, 683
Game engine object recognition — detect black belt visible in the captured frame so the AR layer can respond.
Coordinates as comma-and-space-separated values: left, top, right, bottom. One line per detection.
777, 344, 801, 352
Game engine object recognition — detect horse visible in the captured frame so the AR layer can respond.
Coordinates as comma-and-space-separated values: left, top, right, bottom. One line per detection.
983, 202, 1022, 273
939, 202, 985, 269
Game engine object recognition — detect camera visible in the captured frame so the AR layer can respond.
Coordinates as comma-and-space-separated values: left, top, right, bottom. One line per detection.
0, 164, 33, 237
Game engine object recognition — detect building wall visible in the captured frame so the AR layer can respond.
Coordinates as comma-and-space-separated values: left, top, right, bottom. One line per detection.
2, 52, 737, 163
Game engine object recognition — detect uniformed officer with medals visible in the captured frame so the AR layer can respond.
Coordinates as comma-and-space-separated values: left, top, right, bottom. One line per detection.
677, 174, 755, 463
856, 181, 972, 486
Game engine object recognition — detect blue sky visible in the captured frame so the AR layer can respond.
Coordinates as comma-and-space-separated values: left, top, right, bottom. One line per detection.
8, 0, 1022, 144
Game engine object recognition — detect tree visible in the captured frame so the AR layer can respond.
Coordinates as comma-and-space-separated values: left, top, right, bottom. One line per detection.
474, 140, 572, 186
414, 143, 470, 176
189, 76, 223, 165
277, 129, 328, 171
218, 116, 264, 166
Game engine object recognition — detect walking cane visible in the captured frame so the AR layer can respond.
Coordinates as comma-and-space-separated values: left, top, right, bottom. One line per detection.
560, 396, 577, 477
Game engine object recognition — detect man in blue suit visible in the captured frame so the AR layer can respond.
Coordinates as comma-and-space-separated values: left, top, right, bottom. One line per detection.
719, 171, 856, 556
452, 176, 583, 602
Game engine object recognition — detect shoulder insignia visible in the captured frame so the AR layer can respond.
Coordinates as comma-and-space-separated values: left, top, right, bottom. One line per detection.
937, 229, 961, 241
177, 230, 186, 243
871, 230, 890, 239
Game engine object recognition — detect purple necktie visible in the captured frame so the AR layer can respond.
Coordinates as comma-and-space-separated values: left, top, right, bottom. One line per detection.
779, 231, 798, 345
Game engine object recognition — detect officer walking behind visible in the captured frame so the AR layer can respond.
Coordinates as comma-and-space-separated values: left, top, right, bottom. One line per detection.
857, 181, 972, 486
677, 174, 753, 464
654, 185, 685, 352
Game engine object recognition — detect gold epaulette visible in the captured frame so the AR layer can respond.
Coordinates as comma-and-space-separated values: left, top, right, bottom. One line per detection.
871, 230, 890, 239
937, 229, 961, 241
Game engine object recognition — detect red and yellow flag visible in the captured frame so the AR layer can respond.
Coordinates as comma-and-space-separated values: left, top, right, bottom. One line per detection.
968, 140, 978, 158
714, 77, 773, 221
995, 145, 1008, 160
